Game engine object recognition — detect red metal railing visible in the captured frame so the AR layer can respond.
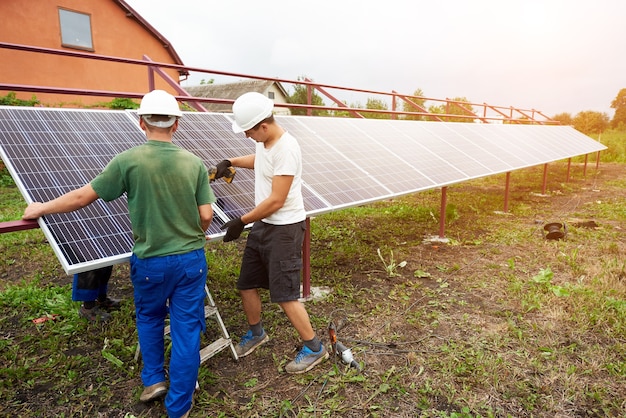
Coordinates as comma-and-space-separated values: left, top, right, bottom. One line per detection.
0, 41, 558, 124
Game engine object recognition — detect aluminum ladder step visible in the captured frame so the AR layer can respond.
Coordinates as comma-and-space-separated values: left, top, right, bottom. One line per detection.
200, 337, 233, 363
135, 285, 238, 363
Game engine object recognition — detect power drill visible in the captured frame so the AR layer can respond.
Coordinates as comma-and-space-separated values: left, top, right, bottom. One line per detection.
208, 166, 236, 183
328, 321, 361, 371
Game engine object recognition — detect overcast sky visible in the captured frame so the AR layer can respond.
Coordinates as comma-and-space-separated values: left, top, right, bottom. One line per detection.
125, 0, 625, 118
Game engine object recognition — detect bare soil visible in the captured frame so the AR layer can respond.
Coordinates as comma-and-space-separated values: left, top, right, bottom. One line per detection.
1, 162, 625, 417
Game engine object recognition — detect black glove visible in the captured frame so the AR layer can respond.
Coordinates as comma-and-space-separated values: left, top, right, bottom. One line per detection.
214, 159, 232, 180
221, 217, 245, 242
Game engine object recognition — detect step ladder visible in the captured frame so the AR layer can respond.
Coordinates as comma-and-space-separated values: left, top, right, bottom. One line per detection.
198, 284, 238, 362
134, 284, 238, 363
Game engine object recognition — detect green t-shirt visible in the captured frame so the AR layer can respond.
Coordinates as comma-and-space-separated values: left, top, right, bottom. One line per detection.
91, 140, 215, 258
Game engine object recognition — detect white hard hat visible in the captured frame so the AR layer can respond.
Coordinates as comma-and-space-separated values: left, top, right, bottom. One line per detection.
231, 92, 274, 133
137, 89, 183, 128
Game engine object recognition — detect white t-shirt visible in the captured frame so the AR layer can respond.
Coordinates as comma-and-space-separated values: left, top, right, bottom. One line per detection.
254, 131, 305, 225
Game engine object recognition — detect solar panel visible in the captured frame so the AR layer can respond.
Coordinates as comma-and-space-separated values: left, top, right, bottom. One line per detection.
0, 106, 606, 274
0, 107, 142, 273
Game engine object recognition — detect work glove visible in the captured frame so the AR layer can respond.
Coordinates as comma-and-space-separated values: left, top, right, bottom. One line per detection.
221, 217, 245, 242
214, 159, 232, 180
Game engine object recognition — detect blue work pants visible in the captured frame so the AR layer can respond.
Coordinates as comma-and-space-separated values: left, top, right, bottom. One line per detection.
72, 266, 113, 302
130, 248, 207, 418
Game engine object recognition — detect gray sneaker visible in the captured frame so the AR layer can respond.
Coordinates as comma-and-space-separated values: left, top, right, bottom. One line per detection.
139, 381, 167, 402
285, 344, 329, 374
235, 330, 269, 357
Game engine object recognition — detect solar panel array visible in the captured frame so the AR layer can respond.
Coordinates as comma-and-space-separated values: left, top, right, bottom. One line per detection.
0, 106, 606, 274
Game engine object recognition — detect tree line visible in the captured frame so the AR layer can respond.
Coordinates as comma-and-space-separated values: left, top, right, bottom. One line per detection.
550, 88, 626, 134
286, 79, 626, 136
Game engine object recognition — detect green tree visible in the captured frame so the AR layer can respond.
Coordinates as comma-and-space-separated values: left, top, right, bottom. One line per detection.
402, 88, 427, 120
552, 112, 573, 126
610, 88, 626, 129
442, 97, 475, 122
364, 98, 390, 119
287, 77, 327, 116
328, 101, 351, 118
572, 110, 609, 134
428, 104, 445, 115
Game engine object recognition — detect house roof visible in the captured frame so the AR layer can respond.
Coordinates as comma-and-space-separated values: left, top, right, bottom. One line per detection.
113, 0, 188, 75
184, 80, 289, 112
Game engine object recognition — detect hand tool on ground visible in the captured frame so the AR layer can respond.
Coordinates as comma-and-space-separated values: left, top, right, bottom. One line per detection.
328, 321, 361, 371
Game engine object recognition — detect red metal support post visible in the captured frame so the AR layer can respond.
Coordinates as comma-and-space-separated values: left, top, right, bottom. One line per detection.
143, 55, 208, 112
147, 65, 155, 91
566, 158, 572, 182
306, 84, 313, 117
503, 172, 511, 212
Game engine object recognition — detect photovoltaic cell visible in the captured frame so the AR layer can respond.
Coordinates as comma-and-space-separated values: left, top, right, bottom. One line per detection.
0, 106, 606, 274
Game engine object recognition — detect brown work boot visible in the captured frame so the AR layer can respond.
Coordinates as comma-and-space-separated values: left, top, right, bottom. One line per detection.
140, 382, 167, 402
78, 305, 111, 322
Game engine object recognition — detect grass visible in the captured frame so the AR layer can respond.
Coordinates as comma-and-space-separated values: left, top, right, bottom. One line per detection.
0, 145, 625, 416
592, 129, 626, 163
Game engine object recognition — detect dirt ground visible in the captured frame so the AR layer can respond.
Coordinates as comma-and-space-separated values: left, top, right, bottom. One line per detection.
1, 162, 624, 417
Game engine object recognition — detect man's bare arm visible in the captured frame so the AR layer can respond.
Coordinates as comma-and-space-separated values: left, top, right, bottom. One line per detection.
198, 203, 214, 232
229, 154, 255, 169
22, 184, 99, 220
241, 175, 292, 224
